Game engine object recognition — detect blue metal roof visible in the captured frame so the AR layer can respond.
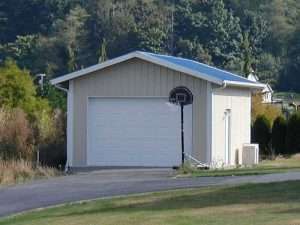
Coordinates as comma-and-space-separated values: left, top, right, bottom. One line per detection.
141, 52, 256, 85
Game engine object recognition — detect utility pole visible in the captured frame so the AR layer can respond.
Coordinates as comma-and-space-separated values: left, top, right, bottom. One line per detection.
170, 0, 175, 55
37, 73, 46, 95
35, 73, 46, 166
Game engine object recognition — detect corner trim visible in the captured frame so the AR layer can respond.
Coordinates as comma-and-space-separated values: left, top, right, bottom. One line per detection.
67, 80, 74, 166
206, 82, 213, 164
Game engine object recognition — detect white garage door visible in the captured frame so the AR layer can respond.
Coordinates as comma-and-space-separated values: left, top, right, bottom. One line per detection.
87, 97, 192, 167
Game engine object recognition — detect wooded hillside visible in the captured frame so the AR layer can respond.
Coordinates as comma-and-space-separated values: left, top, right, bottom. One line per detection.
0, 0, 299, 91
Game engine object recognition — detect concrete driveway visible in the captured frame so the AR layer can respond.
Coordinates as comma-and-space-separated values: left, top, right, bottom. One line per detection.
1, 169, 300, 218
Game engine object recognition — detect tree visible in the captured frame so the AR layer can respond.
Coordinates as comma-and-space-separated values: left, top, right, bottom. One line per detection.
272, 116, 287, 155
175, 38, 212, 64
286, 113, 300, 154
262, 0, 299, 57
205, 0, 243, 68
239, 10, 269, 57
0, 59, 36, 110
251, 93, 282, 124
279, 25, 300, 92
256, 53, 281, 87
98, 38, 108, 63
42, 82, 67, 112
252, 115, 271, 156
132, 0, 170, 53
0, 35, 39, 71
172, 0, 244, 72
0, 0, 68, 44
53, 6, 90, 72
173, 0, 211, 62
0, 60, 59, 161
241, 32, 253, 76
85, 0, 137, 59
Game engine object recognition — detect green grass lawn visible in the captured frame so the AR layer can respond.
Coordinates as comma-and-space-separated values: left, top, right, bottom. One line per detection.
1, 181, 300, 225
184, 155, 300, 177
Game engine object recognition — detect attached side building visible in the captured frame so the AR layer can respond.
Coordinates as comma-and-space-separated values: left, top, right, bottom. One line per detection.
51, 51, 264, 168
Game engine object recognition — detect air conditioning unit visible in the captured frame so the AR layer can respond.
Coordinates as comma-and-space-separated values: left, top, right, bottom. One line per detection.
242, 144, 259, 165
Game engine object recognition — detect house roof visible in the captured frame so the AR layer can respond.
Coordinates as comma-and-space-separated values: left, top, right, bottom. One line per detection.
51, 51, 265, 89
262, 83, 274, 94
247, 73, 259, 82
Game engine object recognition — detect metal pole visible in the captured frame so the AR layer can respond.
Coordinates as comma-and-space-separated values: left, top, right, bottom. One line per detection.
181, 104, 184, 165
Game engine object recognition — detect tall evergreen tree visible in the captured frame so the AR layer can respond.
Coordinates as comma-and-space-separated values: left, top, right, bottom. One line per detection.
241, 32, 253, 76
272, 116, 287, 155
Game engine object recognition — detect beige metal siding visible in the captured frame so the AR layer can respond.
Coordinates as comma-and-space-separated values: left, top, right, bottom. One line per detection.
211, 87, 251, 167
72, 58, 208, 166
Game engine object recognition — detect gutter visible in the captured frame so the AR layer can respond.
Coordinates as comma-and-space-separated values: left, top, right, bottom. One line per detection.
224, 80, 265, 89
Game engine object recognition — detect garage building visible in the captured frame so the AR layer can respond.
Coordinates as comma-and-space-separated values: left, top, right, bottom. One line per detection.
51, 51, 263, 169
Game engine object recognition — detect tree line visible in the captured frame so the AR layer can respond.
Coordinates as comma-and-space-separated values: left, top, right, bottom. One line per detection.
0, 0, 300, 92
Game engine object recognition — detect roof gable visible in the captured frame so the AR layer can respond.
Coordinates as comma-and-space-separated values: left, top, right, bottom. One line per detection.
51, 51, 264, 89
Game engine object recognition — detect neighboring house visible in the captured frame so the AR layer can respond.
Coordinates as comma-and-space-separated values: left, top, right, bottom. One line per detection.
247, 73, 273, 103
51, 51, 264, 169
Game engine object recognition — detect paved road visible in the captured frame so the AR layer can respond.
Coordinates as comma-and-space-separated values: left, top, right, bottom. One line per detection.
1, 169, 300, 218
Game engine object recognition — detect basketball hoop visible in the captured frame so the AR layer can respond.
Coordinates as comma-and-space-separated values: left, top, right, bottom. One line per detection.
169, 86, 193, 166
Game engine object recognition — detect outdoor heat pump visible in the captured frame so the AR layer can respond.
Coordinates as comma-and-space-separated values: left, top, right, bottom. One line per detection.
242, 144, 259, 165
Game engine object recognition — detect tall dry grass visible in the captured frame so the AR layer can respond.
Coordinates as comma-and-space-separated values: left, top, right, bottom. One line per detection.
0, 160, 60, 186
0, 108, 34, 160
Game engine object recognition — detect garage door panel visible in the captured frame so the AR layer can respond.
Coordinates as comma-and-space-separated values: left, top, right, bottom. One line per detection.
87, 98, 191, 167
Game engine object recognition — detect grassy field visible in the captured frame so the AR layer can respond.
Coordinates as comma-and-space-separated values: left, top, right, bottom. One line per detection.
1, 181, 300, 225
0, 160, 60, 186
182, 155, 300, 177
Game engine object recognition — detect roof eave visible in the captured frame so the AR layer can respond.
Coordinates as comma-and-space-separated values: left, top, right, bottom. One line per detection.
50, 52, 139, 85
224, 80, 266, 89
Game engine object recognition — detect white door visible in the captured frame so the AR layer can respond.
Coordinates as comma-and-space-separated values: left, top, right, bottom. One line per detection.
87, 98, 193, 167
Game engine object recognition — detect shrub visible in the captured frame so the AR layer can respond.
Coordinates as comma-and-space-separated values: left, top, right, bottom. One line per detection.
286, 113, 300, 154
40, 109, 67, 167
252, 115, 271, 156
251, 93, 282, 124
0, 108, 34, 160
272, 116, 287, 155
0, 107, 66, 166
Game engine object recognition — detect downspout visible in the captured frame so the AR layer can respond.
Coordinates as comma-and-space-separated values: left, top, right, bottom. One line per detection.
217, 81, 227, 90
54, 84, 69, 93
54, 84, 70, 173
